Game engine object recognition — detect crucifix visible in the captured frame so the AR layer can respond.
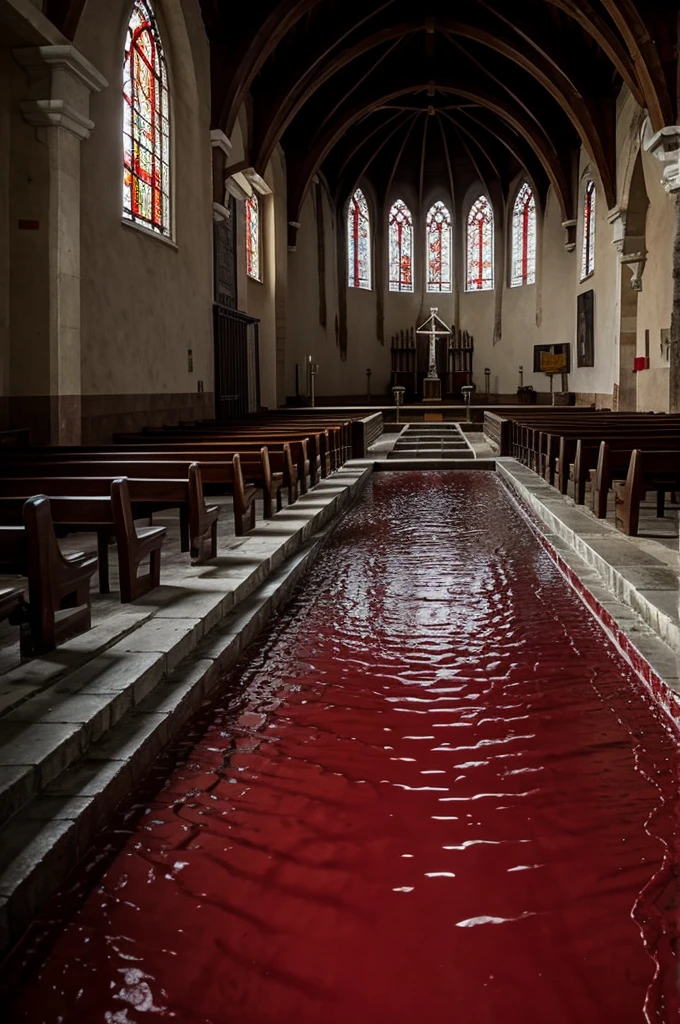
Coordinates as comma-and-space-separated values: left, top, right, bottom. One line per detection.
416, 307, 451, 402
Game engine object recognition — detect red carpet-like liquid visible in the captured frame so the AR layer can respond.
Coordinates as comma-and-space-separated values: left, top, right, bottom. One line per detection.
6, 473, 680, 1023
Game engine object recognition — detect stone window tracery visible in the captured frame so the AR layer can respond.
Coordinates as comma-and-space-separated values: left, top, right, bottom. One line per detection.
426, 201, 452, 292
466, 195, 494, 291
123, 0, 171, 236
510, 184, 536, 287
348, 188, 371, 290
388, 199, 414, 292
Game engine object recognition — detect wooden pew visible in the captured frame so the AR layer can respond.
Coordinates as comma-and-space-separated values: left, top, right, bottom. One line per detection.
0, 497, 98, 655
111, 479, 166, 601
4, 446, 294, 519
0, 459, 256, 542
115, 429, 319, 487
585, 437, 680, 516
613, 450, 680, 535
0, 486, 168, 603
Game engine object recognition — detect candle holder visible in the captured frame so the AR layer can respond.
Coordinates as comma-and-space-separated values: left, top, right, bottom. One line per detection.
392, 385, 406, 424
310, 363, 319, 407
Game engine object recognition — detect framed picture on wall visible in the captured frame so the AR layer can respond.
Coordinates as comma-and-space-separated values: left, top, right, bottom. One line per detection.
577, 290, 595, 367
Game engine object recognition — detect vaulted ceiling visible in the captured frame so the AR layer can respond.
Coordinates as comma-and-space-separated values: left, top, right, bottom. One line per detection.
48, 0, 678, 224
198, 0, 676, 224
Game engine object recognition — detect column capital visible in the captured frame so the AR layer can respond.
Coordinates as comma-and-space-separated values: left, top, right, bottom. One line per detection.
642, 122, 680, 194
14, 43, 107, 140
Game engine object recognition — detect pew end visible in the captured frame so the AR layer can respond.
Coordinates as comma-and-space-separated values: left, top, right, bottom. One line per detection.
111, 478, 166, 602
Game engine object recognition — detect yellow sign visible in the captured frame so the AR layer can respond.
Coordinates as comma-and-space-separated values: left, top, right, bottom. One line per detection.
540, 352, 568, 374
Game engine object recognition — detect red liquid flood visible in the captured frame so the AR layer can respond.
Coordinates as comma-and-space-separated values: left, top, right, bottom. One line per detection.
5, 472, 680, 1023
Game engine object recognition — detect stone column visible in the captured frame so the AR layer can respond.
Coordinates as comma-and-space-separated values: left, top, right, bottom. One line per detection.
643, 124, 680, 412
14, 45, 107, 444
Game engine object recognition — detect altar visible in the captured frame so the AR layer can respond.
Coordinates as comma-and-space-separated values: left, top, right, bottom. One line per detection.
390, 318, 474, 402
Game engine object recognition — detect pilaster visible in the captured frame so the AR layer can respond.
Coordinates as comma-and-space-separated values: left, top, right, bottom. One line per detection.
14, 45, 107, 444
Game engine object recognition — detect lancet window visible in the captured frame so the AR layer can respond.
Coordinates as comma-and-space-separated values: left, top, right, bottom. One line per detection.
123, 0, 171, 236
246, 192, 261, 280
510, 184, 536, 287
347, 189, 371, 289
466, 195, 494, 291
388, 200, 414, 292
581, 179, 596, 280
426, 201, 452, 292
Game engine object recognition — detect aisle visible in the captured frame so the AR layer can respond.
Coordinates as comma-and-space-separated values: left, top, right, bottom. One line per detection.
5, 473, 679, 1024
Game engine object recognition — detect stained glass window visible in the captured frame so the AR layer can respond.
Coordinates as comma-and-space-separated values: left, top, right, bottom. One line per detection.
510, 184, 536, 287
466, 195, 494, 291
426, 201, 452, 292
581, 179, 596, 280
388, 200, 413, 292
347, 189, 371, 289
123, 0, 171, 236
246, 192, 261, 280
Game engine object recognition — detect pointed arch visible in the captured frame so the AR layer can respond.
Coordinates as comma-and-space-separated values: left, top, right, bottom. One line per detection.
466, 195, 494, 292
388, 199, 413, 292
426, 201, 452, 293
246, 192, 262, 280
347, 188, 371, 289
123, 0, 171, 237
510, 183, 536, 287
581, 179, 596, 280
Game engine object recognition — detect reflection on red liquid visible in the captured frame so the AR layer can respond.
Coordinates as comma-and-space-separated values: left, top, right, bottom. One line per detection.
5, 472, 679, 1023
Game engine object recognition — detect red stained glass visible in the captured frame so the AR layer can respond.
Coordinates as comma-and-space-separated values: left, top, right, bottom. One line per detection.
511, 184, 536, 287
389, 199, 413, 292
123, 0, 171, 236
466, 195, 494, 292
426, 201, 452, 292
246, 193, 261, 280
348, 188, 371, 289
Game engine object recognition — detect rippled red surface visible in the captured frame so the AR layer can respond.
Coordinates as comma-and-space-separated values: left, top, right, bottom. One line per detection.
6, 472, 680, 1023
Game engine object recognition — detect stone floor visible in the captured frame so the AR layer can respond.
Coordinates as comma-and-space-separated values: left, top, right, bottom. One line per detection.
0, 464, 372, 949
498, 459, 680, 718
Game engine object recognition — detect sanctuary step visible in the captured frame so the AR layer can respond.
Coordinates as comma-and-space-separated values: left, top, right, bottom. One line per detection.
388, 424, 474, 460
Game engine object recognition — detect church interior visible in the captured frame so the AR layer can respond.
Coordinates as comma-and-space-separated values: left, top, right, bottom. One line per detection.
1, 0, 680, 1020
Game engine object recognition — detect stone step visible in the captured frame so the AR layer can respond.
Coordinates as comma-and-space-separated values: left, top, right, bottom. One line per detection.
387, 450, 475, 459
0, 467, 373, 953
0, 467, 372, 834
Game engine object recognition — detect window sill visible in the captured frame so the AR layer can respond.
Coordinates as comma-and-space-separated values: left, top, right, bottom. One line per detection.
580, 271, 595, 284
122, 218, 178, 251
247, 273, 264, 285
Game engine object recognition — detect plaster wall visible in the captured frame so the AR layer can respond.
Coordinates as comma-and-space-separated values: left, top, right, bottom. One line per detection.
73, 0, 214, 436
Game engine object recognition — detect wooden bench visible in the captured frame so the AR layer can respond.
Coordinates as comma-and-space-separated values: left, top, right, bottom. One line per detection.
0, 485, 168, 603
583, 437, 680, 516
0, 497, 98, 655
613, 450, 680, 535
5, 446, 294, 522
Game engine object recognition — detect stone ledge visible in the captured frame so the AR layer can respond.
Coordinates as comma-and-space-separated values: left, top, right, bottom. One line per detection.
497, 460, 680, 731
0, 463, 371, 952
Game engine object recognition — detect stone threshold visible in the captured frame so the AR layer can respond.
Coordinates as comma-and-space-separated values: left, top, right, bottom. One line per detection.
376, 459, 496, 471
0, 463, 372, 951
497, 459, 680, 732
